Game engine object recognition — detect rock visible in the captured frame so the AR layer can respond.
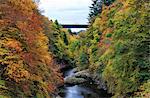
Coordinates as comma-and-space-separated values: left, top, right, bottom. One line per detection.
65, 76, 87, 85
74, 69, 91, 79
93, 73, 108, 90
65, 69, 107, 90
73, 68, 78, 73
56, 96, 63, 98
64, 69, 91, 85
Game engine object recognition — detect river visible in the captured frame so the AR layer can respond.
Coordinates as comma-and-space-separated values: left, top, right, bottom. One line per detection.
57, 69, 111, 98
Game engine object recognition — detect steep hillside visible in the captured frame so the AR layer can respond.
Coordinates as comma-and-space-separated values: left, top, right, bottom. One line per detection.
0, 0, 149, 98
0, 0, 63, 97
60, 0, 150, 97
87, 0, 150, 97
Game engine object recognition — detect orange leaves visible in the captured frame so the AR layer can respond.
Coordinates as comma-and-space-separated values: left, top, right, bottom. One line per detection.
16, 21, 28, 32
5, 61, 30, 83
4, 38, 22, 52
47, 83, 56, 93
8, 0, 37, 14
21, 52, 35, 67
28, 13, 43, 31
0, 0, 63, 96
16, 21, 36, 45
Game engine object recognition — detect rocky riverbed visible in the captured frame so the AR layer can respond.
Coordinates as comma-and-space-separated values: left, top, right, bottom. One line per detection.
56, 68, 112, 98
65, 69, 107, 90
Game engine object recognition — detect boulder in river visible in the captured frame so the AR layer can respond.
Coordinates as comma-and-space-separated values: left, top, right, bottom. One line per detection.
64, 69, 107, 90
65, 76, 87, 85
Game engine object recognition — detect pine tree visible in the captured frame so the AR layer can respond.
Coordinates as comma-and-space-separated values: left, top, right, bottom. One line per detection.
88, 0, 102, 23
104, 0, 115, 6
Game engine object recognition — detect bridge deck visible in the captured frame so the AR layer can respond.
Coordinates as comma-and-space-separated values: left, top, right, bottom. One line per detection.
61, 24, 89, 28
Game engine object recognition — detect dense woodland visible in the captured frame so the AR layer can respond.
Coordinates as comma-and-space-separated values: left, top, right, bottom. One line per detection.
0, 0, 63, 97
0, 0, 149, 98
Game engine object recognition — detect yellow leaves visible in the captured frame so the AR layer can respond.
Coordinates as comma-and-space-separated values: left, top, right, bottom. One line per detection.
30, 74, 42, 82
89, 63, 100, 72
0, 48, 8, 56
0, 0, 63, 96
33, 32, 53, 65
135, 80, 150, 97
8, 0, 37, 13
100, 47, 113, 64
93, 18, 101, 29
36, 32, 49, 49
5, 61, 30, 82
61, 28, 68, 32
125, 0, 135, 6
0, 33, 29, 83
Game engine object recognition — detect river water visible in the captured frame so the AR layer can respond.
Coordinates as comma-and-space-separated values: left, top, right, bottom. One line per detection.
58, 69, 111, 98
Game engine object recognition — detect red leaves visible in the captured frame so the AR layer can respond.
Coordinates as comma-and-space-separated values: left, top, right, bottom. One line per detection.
21, 52, 35, 67
28, 13, 43, 31
47, 83, 56, 93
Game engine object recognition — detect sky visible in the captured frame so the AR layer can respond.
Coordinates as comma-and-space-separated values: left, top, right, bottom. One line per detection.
39, 0, 92, 32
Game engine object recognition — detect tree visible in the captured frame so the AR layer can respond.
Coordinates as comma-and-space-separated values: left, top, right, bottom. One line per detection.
103, 0, 115, 6
88, 0, 103, 23
0, 0, 63, 97
68, 29, 72, 34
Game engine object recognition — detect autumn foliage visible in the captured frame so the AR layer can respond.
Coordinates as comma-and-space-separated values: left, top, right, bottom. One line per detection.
0, 0, 63, 97
57, 0, 150, 97
86, 0, 150, 97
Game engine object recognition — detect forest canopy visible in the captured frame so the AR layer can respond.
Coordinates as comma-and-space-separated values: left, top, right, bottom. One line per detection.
0, 0, 149, 98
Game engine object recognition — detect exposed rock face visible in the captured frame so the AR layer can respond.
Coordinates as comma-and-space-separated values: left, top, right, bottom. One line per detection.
64, 69, 107, 90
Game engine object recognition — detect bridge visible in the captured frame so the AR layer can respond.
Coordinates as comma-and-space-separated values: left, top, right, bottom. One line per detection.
61, 24, 89, 28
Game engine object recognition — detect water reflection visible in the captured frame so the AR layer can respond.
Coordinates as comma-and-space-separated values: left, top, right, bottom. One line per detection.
65, 85, 99, 98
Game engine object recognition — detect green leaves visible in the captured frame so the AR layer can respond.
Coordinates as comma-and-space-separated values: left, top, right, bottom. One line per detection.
0, 79, 5, 86
84, 0, 150, 97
